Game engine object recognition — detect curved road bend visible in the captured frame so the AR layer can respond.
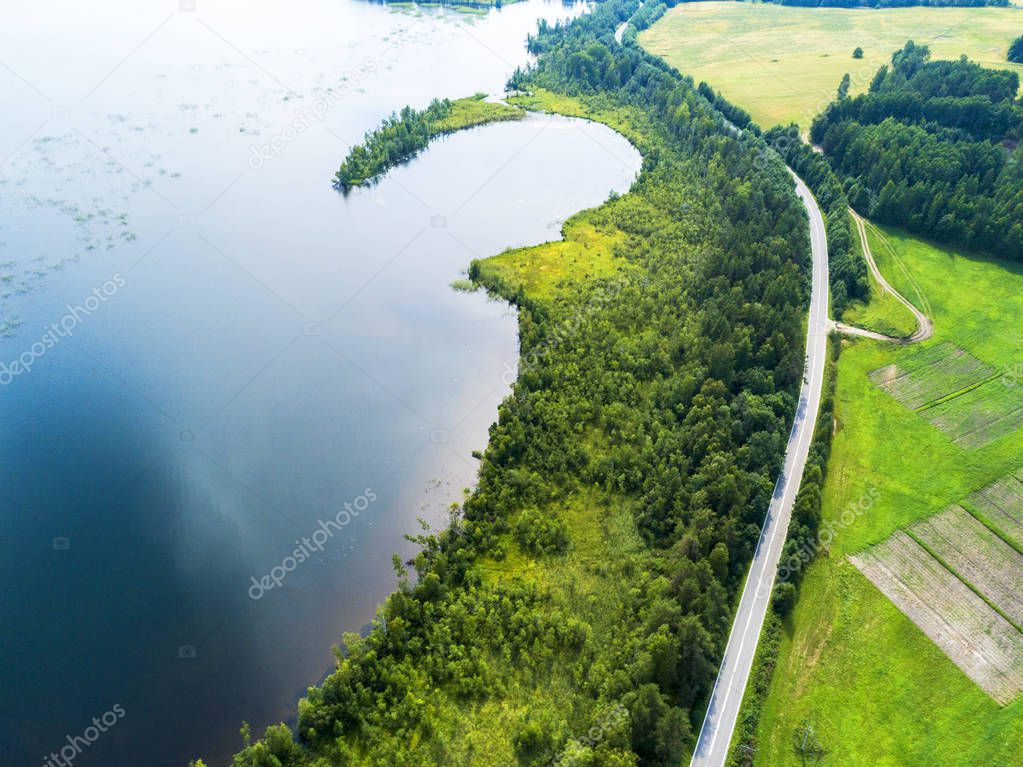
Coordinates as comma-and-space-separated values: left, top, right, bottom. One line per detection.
833, 209, 933, 344
689, 169, 830, 767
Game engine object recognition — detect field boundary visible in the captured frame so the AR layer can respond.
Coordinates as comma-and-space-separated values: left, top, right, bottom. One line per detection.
960, 502, 1023, 558
833, 211, 933, 344
851, 470, 1023, 705
851, 529, 1023, 705
905, 524, 1023, 636
914, 372, 1005, 413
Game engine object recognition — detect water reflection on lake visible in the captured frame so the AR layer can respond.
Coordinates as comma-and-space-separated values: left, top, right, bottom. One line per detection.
0, 1, 640, 764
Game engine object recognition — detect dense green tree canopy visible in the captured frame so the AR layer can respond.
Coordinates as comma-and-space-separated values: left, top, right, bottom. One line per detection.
812, 42, 1023, 259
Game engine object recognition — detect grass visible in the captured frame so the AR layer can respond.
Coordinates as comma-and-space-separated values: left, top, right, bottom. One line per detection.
923, 379, 1023, 449
840, 282, 917, 339
869, 342, 994, 410
753, 224, 1023, 766
841, 212, 919, 338
431, 94, 523, 132
472, 90, 648, 303
639, 1, 1023, 129
475, 218, 631, 302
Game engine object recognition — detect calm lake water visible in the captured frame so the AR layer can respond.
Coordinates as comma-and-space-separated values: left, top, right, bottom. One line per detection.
0, 1, 639, 765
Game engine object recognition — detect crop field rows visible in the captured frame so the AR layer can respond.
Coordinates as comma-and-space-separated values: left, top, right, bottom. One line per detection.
966, 472, 1023, 552
870, 343, 1023, 449
910, 507, 1023, 628
924, 382, 1023, 450
868, 343, 994, 410
851, 471, 1023, 705
851, 531, 1023, 705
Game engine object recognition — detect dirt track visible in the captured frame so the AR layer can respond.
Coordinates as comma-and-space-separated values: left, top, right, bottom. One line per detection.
833, 210, 934, 344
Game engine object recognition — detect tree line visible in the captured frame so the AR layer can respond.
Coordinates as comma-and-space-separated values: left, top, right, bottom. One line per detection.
812, 41, 1023, 259
334, 95, 522, 189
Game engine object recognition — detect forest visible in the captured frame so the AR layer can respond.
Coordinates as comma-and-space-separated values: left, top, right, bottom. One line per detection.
214, 0, 817, 765
812, 41, 1023, 259
679, 82, 867, 315
334, 95, 522, 189
764, 125, 868, 314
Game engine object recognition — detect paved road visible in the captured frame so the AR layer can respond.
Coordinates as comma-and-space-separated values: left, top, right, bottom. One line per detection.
689, 169, 830, 767
615, 1, 642, 43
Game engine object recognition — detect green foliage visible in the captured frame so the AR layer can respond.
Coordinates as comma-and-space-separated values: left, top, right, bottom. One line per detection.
334, 95, 522, 188
726, 611, 782, 767
792, 720, 827, 764
755, 226, 1023, 764
697, 81, 758, 134
515, 508, 570, 555
725, 342, 839, 765
1010, 35, 1023, 64
852, 46, 864, 59
232, 724, 303, 767
513, 711, 557, 764
812, 41, 1023, 259
837, 73, 851, 100
775, 336, 839, 607
764, 126, 868, 315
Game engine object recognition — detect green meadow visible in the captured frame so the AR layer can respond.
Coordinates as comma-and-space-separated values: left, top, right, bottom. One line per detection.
753, 226, 1023, 766
639, 2, 1023, 129
840, 219, 917, 338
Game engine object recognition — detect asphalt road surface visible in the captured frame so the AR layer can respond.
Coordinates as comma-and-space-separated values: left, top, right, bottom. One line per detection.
689, 169, 830, 767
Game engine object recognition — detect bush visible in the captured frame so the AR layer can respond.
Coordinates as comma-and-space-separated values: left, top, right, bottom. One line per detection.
852, 46, 864, 59
772, 581, 797, 615
515, 508, 570, 555
513, 714, 557, 764
1009, 35, 1023, 64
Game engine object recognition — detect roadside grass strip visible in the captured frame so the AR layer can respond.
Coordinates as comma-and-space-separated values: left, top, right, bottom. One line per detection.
868, 342, 994, 410
909, 506, 1023, 630
850, 531, 1023, 705
965, 473, 1023, 552
921, 380, 1023, 450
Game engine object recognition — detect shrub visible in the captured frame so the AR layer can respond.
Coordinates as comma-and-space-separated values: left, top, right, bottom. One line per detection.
515, 508, 570, 555
1009, 35, 1023, 63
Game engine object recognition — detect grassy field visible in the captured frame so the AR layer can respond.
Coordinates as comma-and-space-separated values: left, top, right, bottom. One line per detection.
753, 226, 1023, 766
841, 215, 919, 338
639, 2, 1023, 129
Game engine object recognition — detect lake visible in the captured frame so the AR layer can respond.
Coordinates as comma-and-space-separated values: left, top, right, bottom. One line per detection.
0, 1, 639, 765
